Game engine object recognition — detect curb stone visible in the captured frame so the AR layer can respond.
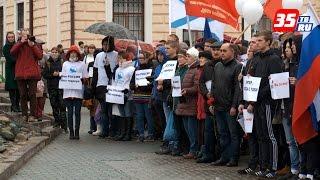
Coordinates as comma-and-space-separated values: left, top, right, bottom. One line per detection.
0, 126, 62, 180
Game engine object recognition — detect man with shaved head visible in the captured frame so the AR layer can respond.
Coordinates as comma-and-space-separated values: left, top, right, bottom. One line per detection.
211, 43, 242, 167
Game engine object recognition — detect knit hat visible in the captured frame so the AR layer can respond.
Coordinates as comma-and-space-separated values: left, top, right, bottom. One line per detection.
186, 47, 199, 59
66, 45, 81, 60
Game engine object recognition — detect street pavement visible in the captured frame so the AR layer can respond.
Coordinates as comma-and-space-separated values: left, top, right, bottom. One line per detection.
11, 100, 252, 180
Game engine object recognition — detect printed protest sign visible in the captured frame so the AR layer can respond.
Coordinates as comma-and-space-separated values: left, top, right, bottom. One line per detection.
135, 69, 152, 86
269, 72, 290, 100
105, 85, 124, 104
171, 76, 182, 97
243, 109, 254, 133
243, 76, 261, 102
156, 60, 177, 80
59, 73, 83, 90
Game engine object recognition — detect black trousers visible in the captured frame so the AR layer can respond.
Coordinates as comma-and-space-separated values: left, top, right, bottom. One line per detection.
248, 120, 259, 169
254, 103, 278, 171
8, 89, 20, 111
300, 135, 320, 175
48, 89, 67, 129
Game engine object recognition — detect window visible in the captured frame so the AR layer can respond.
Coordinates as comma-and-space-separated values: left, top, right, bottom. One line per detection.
183, 30, 203, 43
113, 0, 144, 40
253, 15, 272, 33
17, 2, 24, 30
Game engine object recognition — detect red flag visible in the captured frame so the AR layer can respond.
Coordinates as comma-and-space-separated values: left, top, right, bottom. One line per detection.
264, 0, 283, 21
185, 0, 239, 30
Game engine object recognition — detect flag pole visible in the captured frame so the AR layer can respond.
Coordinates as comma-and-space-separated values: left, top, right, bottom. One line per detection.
233, 25, 250, 44
187, 15, 193, 47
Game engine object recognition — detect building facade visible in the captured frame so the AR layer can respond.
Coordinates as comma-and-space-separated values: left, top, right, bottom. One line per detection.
0, 0, 320, 51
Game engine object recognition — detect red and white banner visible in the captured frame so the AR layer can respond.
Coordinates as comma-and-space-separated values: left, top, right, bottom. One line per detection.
185, 0, 239, 30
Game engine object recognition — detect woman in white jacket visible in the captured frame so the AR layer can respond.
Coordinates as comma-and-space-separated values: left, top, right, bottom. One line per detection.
113, 51, 135, 141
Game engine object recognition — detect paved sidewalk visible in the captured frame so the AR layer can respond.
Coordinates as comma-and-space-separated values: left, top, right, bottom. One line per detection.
11, 103, 252, 180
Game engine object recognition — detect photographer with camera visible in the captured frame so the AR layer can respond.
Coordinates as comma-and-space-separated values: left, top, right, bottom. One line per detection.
10, 29, 43, 122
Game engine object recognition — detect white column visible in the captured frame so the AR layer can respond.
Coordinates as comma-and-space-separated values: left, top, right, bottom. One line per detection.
105, 0, 113, 22
144, 0, 152, 43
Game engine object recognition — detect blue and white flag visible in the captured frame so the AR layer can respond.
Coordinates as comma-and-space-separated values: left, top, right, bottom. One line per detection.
169, 0, 225, 41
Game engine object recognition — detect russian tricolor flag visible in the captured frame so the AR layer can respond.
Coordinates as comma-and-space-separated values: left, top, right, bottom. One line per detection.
292, 4, 320, 145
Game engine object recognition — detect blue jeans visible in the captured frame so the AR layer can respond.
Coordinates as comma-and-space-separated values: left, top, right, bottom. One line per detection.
98, 100, 110, 136
215, 110, 240, 162
182, 116, 198, 154
163, 101, 170, 122
282, 118, 300, 171
136, 103, 154, 136
204, 115, 216, 158
64, 98, 82, 130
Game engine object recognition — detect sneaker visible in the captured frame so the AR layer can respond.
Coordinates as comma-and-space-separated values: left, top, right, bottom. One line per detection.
277, 172, 299, 180
254, 170, 264, 177
261, 169, 276, 179
144, 135, 155, 142
136, 136, 144, 142
196, 157, 213, 163
277, 165, 290, 176
155, 146, 171, 155
171, 148, 182, 156
238, 167, 254, 175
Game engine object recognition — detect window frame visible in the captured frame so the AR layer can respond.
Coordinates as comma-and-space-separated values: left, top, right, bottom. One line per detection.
112, 0, 145, 41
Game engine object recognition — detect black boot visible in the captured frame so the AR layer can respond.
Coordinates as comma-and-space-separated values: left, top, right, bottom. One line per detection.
69, 129, 75, 140
123, 118, 132, 141
74, 129, 80, 140
115, 118, 126, 141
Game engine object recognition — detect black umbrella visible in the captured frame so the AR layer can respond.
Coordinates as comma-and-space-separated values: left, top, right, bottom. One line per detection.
84, 22, 135, 40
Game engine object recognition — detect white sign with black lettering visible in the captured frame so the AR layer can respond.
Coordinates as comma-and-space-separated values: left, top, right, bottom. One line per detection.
171, 76, 182, 97
243, 109, 254, 133
135, 69, 152, 86
105, 85, 124, 104
243, 76, 261, 102
156, 60, 177, 80
269, 72, 290, 100
59, 73, 82, 90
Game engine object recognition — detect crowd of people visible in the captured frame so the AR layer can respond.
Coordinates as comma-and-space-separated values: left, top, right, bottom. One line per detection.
2, 28, 320, 180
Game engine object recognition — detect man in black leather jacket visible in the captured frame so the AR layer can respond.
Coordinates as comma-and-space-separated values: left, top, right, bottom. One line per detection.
211, 43, 242, 167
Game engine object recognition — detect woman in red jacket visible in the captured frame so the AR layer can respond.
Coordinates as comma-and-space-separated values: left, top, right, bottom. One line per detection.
10, 29, 43, 122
